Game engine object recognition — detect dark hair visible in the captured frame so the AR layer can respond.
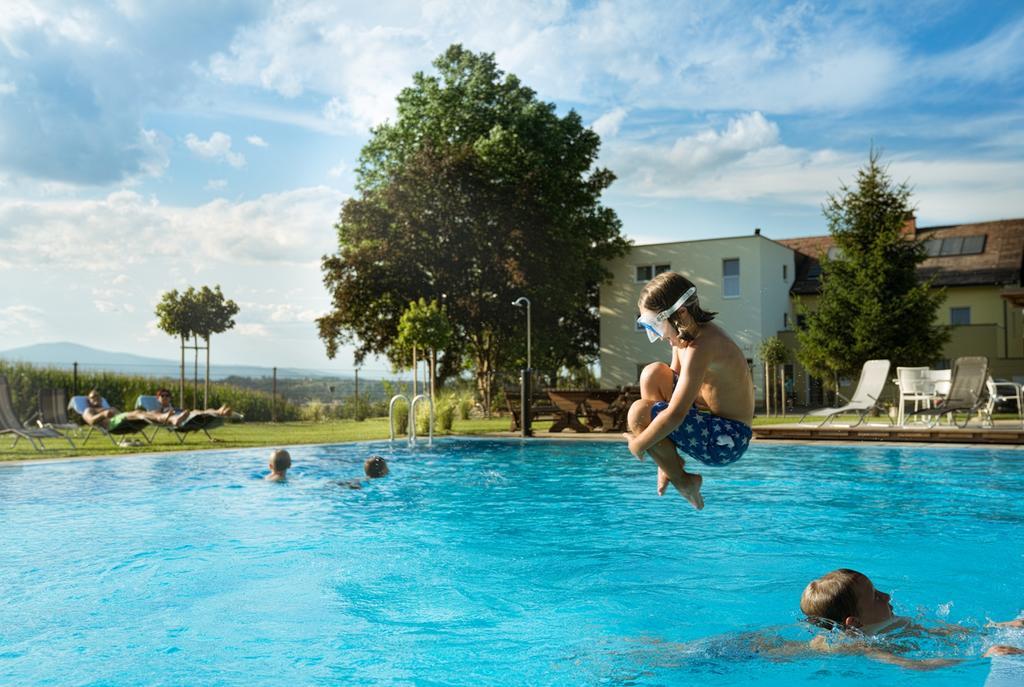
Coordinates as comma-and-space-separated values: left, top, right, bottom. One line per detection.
800, 568, 863, 627
156, 388, 171, 397
364, 455, 389, 478
638, 272, 717, 328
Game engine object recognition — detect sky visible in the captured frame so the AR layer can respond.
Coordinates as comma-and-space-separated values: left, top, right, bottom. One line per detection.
1, 0, 1022, 374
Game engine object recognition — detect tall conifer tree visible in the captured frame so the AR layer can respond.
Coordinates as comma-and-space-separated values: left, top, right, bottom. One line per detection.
796, 151, 949, 388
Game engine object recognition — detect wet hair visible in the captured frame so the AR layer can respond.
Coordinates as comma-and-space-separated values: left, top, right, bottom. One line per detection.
637, 272, 717, 332
269, 449, 292, 472
364, 455, 389, 478
800, 568, 863, 627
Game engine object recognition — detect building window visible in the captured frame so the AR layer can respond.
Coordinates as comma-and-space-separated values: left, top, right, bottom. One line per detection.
722, 258, 740, 298
924, 235, 986, 257
783, 264, 788, 280
950, 307, 971, 326
796, 314, 807, 330
784, 312, 789, 328
635, 264, 670, 283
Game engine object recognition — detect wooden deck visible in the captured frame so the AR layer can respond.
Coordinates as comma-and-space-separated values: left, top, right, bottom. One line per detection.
754, 421, 1024, 445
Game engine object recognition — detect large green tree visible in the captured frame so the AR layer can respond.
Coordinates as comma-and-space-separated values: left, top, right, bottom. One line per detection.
796, 151, 949, 389
318, 45, 629, 403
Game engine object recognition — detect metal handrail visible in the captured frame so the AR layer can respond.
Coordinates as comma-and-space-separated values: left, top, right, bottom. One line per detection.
409, 394, 433, 447
388, 394, 409, 444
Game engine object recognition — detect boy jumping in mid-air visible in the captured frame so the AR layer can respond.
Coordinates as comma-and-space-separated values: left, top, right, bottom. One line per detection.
623, 272, 754, 510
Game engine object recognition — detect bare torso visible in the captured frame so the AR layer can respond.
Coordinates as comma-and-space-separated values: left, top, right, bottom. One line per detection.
679, 322, 754, 425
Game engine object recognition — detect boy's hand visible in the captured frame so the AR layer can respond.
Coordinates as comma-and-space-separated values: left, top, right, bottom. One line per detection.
985, 645, 1024, 657
622, 432, 645, 460
988, 619, 1024, 629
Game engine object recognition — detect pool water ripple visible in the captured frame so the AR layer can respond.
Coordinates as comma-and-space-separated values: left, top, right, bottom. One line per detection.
0, 439, 1021, 685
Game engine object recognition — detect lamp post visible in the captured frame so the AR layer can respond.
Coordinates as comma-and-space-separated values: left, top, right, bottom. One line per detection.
512, 296, 532, 437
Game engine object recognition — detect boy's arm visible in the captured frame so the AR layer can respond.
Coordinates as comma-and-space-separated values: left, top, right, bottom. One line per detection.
670, 346, 682, 375
988, 619, 1024, 629
811, 637, 958, 671
626, 344, 709, 458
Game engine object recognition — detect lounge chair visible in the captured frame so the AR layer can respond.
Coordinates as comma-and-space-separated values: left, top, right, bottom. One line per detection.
982, 377, 1023, 428
798, 359, 892, 427
34, 388, 81, 436
906, 356, 988, 428
135, 395, 227, 443
68, 395, 154, 447
0, 375, 76, 451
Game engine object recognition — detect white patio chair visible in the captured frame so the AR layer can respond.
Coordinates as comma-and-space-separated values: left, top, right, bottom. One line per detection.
982, 377, 1023, 428
799, 359, 892, 427
895, 366, 932, 426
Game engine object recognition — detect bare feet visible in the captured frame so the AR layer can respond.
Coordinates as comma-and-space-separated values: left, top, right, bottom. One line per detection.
658, 468, 703, 510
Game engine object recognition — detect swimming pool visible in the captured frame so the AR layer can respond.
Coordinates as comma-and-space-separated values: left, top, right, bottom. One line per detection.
0, 439, 1021, 685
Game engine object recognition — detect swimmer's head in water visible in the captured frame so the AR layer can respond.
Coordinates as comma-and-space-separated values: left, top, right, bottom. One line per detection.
364, 455, 389, 478
801, 568, 894, 630
637, 272, 716, 342
269, 448, 291, 473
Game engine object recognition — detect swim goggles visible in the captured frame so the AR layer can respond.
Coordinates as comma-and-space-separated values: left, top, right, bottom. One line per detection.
636, 287, 696, 342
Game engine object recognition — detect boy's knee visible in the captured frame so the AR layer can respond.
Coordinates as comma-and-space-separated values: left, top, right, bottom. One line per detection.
628, 399, 656, 434
639, 362, 671, 386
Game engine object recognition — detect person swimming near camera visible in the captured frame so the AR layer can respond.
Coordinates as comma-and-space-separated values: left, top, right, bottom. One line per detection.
622, 272, 754, 510
800, 568, 1023, 668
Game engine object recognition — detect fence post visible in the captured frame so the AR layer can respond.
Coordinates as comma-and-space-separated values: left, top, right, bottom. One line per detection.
73, 362, 78, 396
272, 366, 278, 422
354, 368, 360, 412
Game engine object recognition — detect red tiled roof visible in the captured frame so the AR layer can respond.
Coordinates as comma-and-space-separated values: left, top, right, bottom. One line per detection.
777, 219, 1024, 294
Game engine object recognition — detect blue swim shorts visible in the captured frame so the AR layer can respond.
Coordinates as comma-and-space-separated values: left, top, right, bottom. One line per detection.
651, 401, 751, 466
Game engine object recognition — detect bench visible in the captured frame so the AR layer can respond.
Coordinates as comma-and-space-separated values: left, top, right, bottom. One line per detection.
504, 387, 560, 431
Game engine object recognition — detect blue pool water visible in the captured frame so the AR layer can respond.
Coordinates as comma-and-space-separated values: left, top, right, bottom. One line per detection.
1, 439, 1022, 686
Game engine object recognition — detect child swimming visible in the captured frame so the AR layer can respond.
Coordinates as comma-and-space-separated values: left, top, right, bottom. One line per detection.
623, 272, 754, 509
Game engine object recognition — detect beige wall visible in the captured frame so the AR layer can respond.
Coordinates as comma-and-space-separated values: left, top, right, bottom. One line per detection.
599, 235, 793, 401
780, 285, 1024, 405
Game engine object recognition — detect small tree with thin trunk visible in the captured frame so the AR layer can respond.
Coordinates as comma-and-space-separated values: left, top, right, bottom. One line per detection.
155, 289, 194, 407
395, 298, 453, 404
190, 285, 239, 407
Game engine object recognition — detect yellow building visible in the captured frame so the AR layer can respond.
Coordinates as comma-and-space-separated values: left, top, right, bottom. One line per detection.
599, 218, 1024, 408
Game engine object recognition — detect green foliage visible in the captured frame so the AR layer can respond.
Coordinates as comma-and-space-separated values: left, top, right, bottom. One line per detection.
190, 285, 239, 341
796, 151, 950, 387
0, 360, 298, 422
758, 337, 788, 366
318, 44, 629, 404
394, 298, 453, 365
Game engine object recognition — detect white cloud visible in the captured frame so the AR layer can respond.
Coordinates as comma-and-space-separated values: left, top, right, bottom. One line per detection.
328, 159, 347, 178
0, 82, 16, 95
0, 304, 45, 330
241, 302, 324, 323
235, 323, 270, 337
0, 186, 345, 272
205, 178, 228, 190
246, 135, 268, 147
185, 132, 246, 168
590, 107, 627, 139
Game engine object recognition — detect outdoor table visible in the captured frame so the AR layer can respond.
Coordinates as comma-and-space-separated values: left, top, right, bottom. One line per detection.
545, 390, 592, 432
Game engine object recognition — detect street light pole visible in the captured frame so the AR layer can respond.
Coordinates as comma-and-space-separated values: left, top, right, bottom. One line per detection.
512, 296, 532, 437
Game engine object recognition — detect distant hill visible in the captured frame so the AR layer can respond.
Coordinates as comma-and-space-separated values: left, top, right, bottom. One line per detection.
0, 342, 366, 381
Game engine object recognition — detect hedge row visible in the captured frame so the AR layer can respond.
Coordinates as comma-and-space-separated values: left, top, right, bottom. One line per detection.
0, 360, 300, 423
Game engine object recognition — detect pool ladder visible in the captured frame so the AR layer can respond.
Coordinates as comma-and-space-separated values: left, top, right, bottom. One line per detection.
388, 394, 433, 447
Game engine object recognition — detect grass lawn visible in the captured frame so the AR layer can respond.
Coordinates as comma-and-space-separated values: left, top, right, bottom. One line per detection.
3, 411, 1005, 463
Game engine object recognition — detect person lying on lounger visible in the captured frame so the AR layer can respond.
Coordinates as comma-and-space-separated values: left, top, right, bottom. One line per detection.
82, 389, 172, 429
152, 387, 234, 428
